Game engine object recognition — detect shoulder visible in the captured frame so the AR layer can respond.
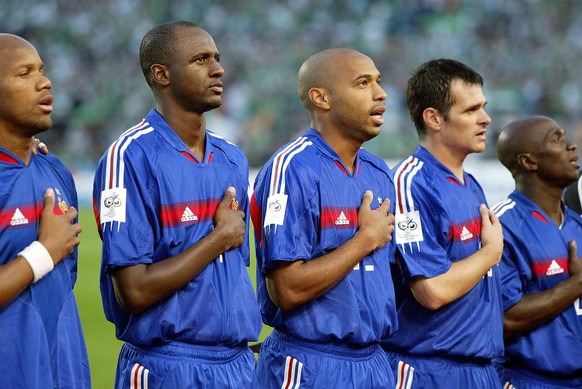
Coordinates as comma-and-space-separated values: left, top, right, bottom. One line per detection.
254, 137, 319, 192
207, 131, 248, 166
492, 197, 525, 229
359, 149, 391, 177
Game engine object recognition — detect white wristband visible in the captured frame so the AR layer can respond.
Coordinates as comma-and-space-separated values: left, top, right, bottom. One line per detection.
18, 241, 54, 283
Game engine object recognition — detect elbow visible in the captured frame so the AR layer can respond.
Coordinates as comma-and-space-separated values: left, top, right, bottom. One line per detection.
503, 317, 520, 339
114, 288, 150, 315
416, 295, 448, 311
410, 279, 451, 310
266, 279, 303, 311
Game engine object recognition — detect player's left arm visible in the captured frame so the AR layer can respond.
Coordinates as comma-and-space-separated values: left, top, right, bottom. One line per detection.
504, 240, 582, 338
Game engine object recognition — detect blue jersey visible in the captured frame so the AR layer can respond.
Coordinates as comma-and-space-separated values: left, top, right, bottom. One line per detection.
0, 148, 90, 388
250, 128, 398, 345
494, 190, 582, 378
93, 109, 261, 348
383, 146, 504, 360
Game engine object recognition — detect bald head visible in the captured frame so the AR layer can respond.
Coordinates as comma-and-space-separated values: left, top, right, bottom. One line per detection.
0, 34, 38, 68
497, 115, 560, 177
297, 48, 370, 110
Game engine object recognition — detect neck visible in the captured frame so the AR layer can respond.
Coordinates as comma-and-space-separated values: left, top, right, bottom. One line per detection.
517, 179, 564, 225
157, 104, 207, 160
421, 141, 466, 183
315, 127, 361, 175
0, 128, 34, 165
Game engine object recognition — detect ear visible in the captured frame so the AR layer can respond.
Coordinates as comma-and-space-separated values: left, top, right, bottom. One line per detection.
151, 64, 170, 87
309, 87, 331, 110
517, 153, 538, 172
422, 107, 442, 132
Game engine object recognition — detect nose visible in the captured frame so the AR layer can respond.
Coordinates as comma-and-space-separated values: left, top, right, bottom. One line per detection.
567, 140, 577, 151
375, 84, 387, 101
38, 73, 52, 90
480, 109, 491, 126
210, 59, 224, 78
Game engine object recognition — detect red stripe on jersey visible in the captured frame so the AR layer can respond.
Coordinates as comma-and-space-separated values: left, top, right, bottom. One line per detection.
207, 151, 213, 164
334, 160, 348, 175
449, 216, 481, 242
531, 210, 549, 224
395, 157, 416, 214
160, 199, 219, 227
0, 204, 39, 228
0, 151, 18, 164
320, 207, 358, 229
532, 257, 568, 277
447, 176, 460, 186
181, 151, 199, 163
250, 194, 263, 247
93, 198, 102, 234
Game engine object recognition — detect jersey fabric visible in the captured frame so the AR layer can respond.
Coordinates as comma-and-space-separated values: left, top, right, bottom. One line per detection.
250, 128, 398, 386
0, 148, 90, 389
383, 146, 504, 377
93, 109, 261, 385
493, 190, 582, 386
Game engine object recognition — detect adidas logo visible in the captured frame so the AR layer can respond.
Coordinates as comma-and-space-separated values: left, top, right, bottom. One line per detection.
546, 260, 564, 276
460, 226, 473, 241
180, 207, 199, 222
335, 211, 350, 226
10, 208, 29, 226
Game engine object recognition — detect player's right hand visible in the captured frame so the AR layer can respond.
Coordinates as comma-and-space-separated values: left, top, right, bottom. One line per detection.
213, 187, 245, 251
37, 188, 82, 265
567, 241, 582, 285
479, 204, 503, 266
357, 190, 395, 251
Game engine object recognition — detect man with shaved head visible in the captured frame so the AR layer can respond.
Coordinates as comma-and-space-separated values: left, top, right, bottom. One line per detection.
0, 34, 89, 388
493, 115, 582, 388
250, 48, 398, 388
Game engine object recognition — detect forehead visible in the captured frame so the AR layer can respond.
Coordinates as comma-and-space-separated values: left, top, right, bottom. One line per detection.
0, 37, 41, 75
173, 27, 218, 55
340, 53, 379, 79
450, 79, 485, 107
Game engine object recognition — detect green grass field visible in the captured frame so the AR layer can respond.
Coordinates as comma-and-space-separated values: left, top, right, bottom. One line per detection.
75, 208, 272, 388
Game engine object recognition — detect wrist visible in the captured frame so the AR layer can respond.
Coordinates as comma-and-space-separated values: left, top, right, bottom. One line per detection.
18, 241, 54, 283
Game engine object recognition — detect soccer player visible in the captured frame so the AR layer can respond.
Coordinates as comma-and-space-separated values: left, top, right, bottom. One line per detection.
382, 59, 505, 387
93, 22, 261, 388
250, 48, 398, 388
494, 115, 582, 388
0, 34, 89, 388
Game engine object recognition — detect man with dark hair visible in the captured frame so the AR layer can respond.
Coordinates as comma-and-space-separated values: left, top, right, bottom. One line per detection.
0, 33, 89, 388
382, 59, 504, 387
494, 115, 582, 388
93, 21, 261, 388
251, 48, 398, 388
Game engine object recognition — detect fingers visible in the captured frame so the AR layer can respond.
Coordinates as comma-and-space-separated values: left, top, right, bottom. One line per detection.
479, 204, 497, 225
221, 187, 236, 206
568, 240, 578, 260
42, 188, 55, 213
361, 190, 373, 209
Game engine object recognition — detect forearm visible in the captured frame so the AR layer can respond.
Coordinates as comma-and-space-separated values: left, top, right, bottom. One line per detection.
112, 229, 232, 314
0, 257, 34, 308
411, 245, 499, 310
504, 277, 582, 338
267, 232, 377, 311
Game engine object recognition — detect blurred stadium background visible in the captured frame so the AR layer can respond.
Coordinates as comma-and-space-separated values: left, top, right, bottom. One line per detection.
3, 0, 581, 386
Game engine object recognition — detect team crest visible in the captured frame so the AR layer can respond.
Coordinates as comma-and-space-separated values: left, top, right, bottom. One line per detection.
54, 187, 69, 213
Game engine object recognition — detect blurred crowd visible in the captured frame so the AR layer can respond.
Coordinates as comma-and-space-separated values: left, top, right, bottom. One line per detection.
3, 0, 582, 168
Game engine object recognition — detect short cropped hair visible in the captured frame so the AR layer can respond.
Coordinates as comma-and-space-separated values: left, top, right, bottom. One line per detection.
406, 59, 483, 137
139, 21, 201, 88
